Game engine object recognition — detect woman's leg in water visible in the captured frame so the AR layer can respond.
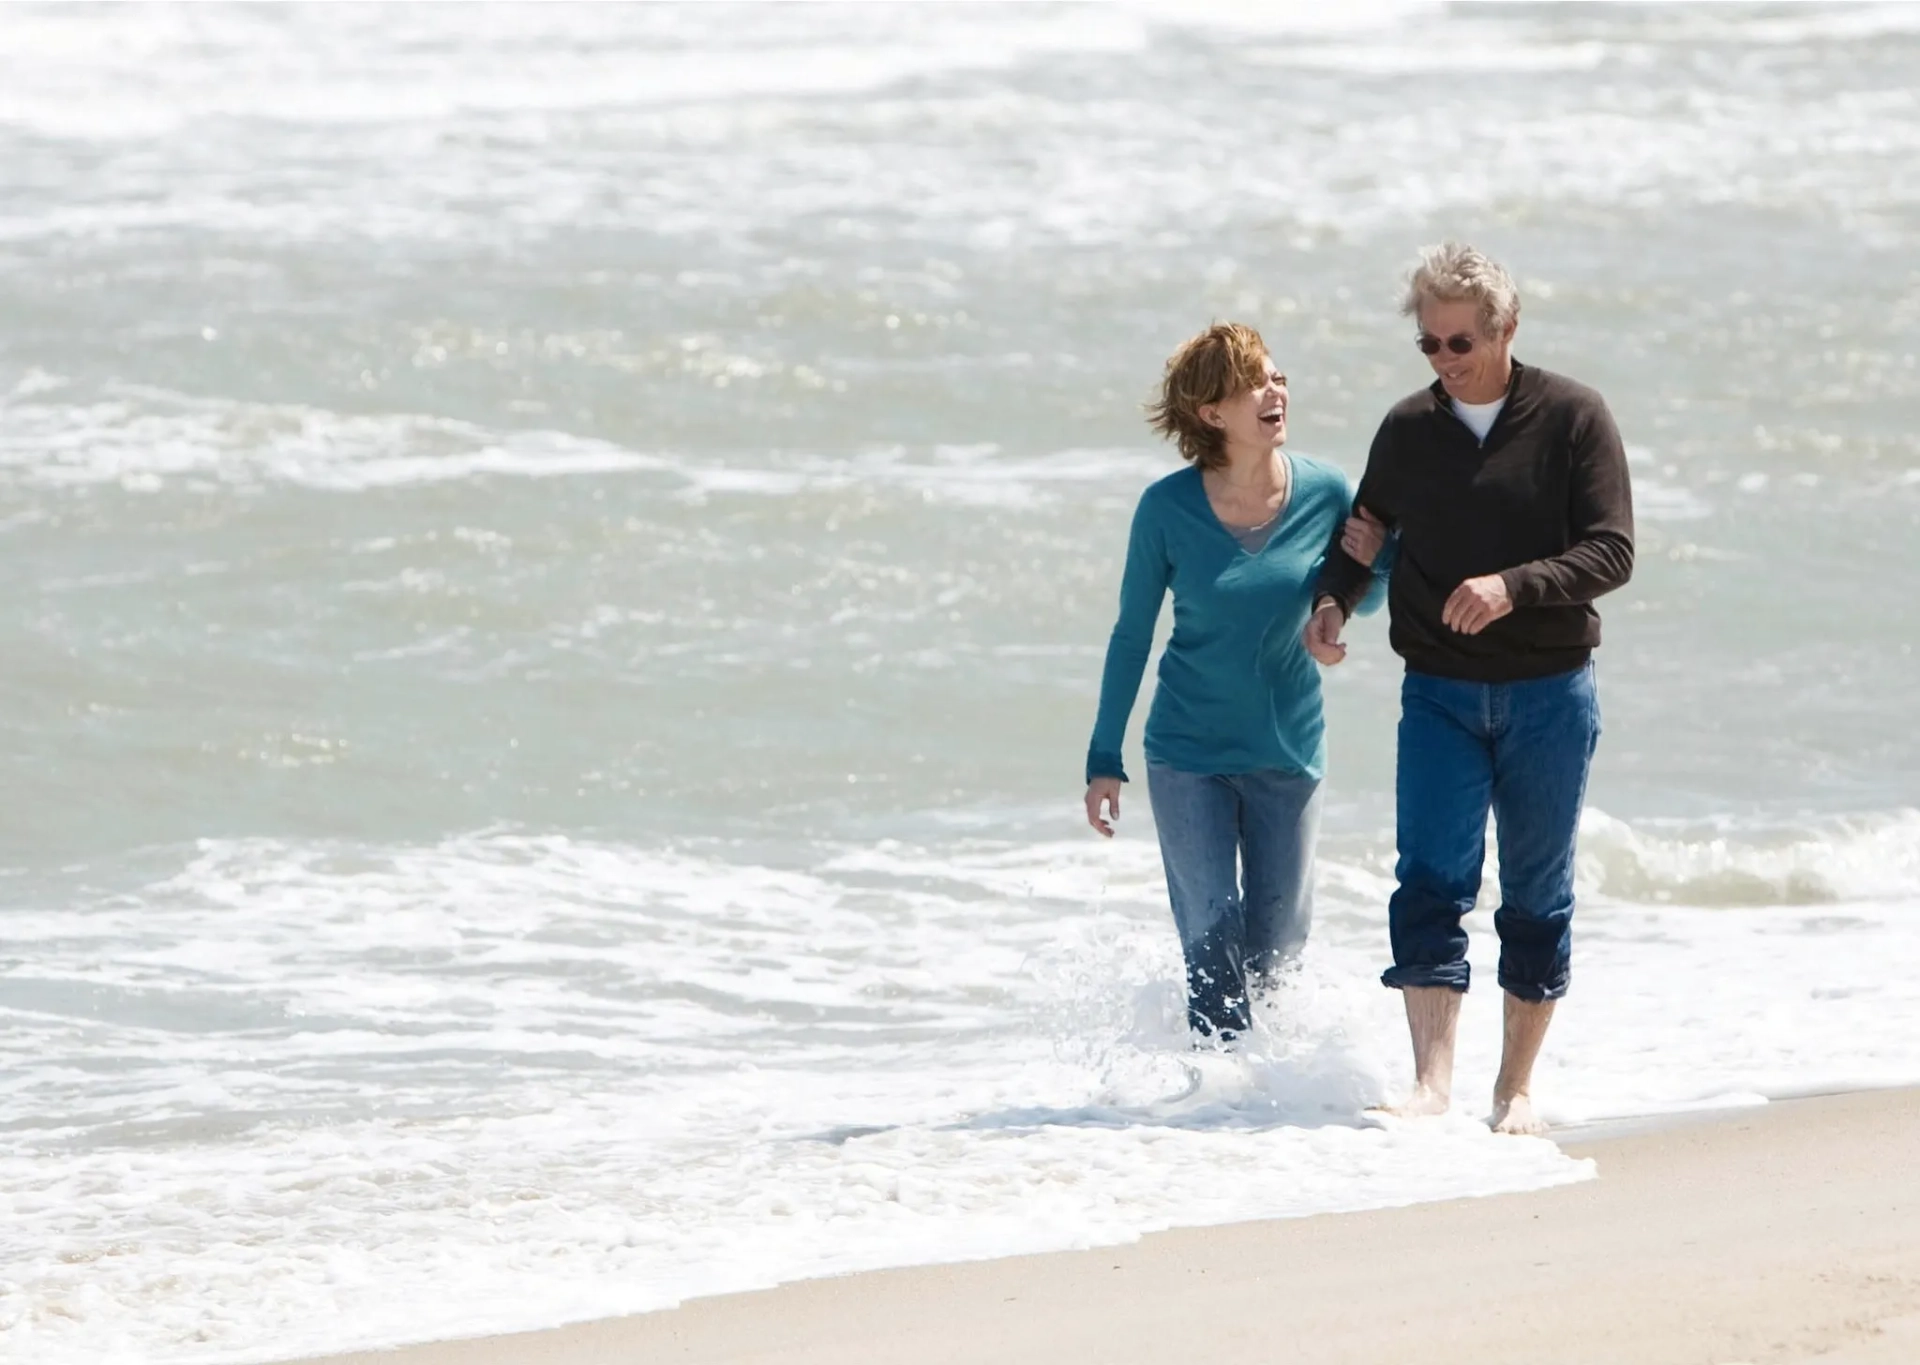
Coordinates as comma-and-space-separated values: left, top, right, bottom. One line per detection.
1146, 763, 1251, 1040
1236, 768, 1322, 992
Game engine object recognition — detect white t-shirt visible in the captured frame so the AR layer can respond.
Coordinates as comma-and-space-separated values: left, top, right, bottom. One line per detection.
1452, 396, 1505, 444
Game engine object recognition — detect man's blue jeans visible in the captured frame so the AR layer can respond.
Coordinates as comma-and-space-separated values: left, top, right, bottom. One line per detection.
1146, 764, 1322, 1038
1383, 663, 1601, 1002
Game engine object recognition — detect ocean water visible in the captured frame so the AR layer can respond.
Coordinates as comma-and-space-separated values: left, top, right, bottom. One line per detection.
2, 3, 1918, 1361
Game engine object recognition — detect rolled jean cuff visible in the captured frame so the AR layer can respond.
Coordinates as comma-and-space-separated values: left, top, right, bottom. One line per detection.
1380, 962, 1470, 993
1496, 967, 1570, 1003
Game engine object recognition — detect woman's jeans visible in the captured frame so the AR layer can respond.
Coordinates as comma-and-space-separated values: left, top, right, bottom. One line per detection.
1383, 662, 1601, 1002
1146, 763, 1322, 1038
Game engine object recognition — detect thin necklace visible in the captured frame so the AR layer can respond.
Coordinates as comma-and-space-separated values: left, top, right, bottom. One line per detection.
1216, 450, 1287, 491
1214, 453, 1289, 529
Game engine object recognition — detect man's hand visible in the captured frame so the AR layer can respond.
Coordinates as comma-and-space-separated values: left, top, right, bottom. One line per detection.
1303, 600, 1347, 665
1340, 506, 1387, 567
1441, 574, 1514, 635
1085, 778, 1123, 838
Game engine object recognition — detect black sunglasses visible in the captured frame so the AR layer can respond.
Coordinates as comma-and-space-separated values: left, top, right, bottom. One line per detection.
1416, 332, 1476, 356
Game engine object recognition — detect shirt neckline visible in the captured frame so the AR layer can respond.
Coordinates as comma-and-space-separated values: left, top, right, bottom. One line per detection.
1192, 454, 1297, 556
1428, 357, 1527, 411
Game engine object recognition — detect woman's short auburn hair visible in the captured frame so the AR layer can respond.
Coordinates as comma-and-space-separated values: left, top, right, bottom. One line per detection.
1146, 322, 1270, 471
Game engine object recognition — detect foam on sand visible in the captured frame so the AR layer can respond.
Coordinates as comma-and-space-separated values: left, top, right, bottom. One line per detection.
5, 814, 1920, 1363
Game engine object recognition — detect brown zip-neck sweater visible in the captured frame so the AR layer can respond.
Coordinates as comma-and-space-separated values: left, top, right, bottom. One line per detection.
1314, 359, 1634, 682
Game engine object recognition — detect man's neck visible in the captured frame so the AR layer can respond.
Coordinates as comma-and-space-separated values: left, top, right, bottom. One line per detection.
1451, 358, 1514, 406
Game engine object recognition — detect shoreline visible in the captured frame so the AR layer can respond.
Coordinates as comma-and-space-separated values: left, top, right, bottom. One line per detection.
276, 1085, 1920, 1365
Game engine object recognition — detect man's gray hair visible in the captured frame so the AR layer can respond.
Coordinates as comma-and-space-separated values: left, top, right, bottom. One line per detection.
1401, 241, 1521, 337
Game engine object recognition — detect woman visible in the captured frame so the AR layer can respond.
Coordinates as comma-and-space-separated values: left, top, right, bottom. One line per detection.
1085, 322, 1388, 1041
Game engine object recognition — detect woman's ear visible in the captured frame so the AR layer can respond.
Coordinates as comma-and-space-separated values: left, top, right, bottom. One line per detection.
1197, 404, 1224, 430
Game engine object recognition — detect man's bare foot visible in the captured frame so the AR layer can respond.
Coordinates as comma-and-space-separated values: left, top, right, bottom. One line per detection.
1381, 1083, 1451, 1119
1377, 987, 1463, 1121
1489, 994, 1557, 1135
1489, 1091, 1546, 1135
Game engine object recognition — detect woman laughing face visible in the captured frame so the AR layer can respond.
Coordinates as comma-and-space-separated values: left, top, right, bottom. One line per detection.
1199, 355, 1289, 460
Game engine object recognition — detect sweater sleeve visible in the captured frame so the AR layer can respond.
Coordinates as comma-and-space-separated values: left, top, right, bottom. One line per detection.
1313, 421, 1394, 620
1500, 393, 1636, 608
1085, 490, 1169, 784
1353, 531, 1396, 617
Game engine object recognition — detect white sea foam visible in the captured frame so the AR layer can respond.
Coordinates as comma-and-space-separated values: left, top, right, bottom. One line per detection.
1264, 37, 1609, 76
3, 813, 1918, 1363
1124, 0, 1438, 38
0, 831, 1583, 1364
0, 6, 1151, 140
0, 2, 1913, 249
1633, 477, 1715, 523
1577, 807, 1920, 907
678, 444, 1172, 508
1678, 4, 1920, 46
0, 383, 1167, 503
8, 380, 1746, 524
0, 387, 666, 491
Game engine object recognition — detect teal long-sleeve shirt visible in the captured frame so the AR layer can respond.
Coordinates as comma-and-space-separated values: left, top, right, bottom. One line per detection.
1086, 456, 1389, 785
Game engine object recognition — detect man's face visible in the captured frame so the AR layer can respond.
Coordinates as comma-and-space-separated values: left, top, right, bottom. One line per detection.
1416, 297, 1515, 404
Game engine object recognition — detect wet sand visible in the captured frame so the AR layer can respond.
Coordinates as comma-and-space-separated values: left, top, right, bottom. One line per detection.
278, 1087, 1920, 1365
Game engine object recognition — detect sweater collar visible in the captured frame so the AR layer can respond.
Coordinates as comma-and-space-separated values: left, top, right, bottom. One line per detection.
1427, 356, 1530, 412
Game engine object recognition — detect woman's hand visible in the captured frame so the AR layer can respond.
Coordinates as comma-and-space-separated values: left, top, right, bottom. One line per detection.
1085, 778, 1123, 838
1303, 600, 1347, 665
1340, 506, 1387, 566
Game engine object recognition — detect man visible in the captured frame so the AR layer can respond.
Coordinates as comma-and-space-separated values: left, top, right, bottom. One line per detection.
1306, 242, 1633, 1135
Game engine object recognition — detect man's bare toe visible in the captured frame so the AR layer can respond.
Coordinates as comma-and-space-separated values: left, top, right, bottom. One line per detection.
1489, 1093, 1546, 1135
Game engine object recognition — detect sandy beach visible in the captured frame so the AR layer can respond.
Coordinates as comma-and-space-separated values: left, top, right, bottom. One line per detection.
280, 1086, 1920, 1365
